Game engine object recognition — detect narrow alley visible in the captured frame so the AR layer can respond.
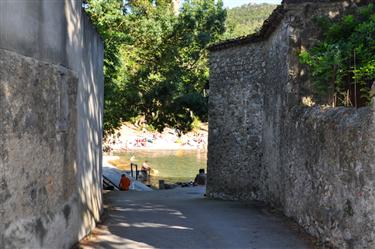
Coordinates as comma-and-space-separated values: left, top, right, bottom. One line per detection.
80, 188, 313, 249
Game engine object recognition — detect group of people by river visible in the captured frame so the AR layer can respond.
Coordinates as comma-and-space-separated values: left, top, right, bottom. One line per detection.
118, 162, 207, 191
104, 123, 208, 152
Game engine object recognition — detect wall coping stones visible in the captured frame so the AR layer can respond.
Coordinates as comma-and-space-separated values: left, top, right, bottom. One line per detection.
208, 5, 285, 51
208, 0, 370, 52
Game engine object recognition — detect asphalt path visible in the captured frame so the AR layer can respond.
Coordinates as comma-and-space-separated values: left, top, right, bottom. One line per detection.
80, 187, 313, 249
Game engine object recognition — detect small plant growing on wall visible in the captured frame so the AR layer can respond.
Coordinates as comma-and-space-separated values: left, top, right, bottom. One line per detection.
299, 4, 375, 107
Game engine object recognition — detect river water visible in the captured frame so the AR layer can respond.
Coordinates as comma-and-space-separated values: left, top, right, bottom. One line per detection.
114, 150, 207, 186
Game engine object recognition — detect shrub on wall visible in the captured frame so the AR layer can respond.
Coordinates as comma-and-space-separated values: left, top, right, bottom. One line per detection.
300, 4, 375, 107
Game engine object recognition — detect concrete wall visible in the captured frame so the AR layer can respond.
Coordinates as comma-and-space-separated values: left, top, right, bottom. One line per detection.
0, 1, 104, 248
208, 1, 375, 248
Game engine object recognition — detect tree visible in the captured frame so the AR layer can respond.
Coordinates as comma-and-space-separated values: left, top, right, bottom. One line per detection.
300, 4, 375, 107
85, 0, 131, 134
86, 0, 226, 136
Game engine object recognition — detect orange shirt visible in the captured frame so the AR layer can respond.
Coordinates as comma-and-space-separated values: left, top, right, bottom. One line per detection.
119, 176, 131, 191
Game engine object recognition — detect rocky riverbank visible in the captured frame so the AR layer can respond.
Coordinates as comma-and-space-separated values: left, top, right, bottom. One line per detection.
104, 123, 208, 152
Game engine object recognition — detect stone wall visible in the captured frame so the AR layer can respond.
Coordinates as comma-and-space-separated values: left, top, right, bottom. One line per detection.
208, 42, 266, 201
208, 1, 375, 248
282, 106, 375, 248
0, 1, 104, 248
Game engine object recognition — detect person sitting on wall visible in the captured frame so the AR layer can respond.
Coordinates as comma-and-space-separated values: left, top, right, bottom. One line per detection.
141, 161, 151, 179
119, 174, 131, 191
194, 169, 207, 186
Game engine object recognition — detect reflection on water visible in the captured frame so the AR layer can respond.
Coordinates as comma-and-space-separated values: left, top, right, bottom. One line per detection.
114, 150, 207, 186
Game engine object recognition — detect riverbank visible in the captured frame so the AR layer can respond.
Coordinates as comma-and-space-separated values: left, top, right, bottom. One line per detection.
104, 148, 207, 187
104, 122, 208, 152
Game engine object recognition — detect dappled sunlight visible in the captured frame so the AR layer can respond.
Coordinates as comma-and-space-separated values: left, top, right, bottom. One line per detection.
80, 189, 313, 248
114, 208, 186, 219
79, 194, 204, 248
110, 202, 188, 219
113, 207, 185, 215
301, 96, 315, 107
81, 227, 157, 249
117, 222, 193, 230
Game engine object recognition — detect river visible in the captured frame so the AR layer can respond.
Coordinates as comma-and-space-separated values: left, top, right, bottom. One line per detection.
113, 150, 207, 187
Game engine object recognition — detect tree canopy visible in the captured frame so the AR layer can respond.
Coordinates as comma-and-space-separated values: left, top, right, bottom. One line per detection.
300, 4, 375, 107
86, 0, 226, 136
86, 1, 276, 136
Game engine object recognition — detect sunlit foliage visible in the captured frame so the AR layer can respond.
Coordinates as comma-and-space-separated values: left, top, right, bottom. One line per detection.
300, 4, 375, 107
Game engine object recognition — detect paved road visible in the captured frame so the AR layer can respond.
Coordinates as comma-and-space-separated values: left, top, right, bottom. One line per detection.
80, 187, 313, 249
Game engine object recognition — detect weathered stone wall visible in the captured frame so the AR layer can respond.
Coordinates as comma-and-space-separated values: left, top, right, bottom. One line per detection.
282, 106, 375, 248
0, 1, 104, 248
208, 1, 375, 248
208, 43, 265, 200
0, 49, 80, 248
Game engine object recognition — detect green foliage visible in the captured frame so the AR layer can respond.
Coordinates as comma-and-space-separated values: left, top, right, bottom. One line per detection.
85, 0, 131, 134
223, 3, 276, 39
300, 4, 375, 107
191, 115, 202, 131
87, 1, 277, 136
86, 0, 226, 136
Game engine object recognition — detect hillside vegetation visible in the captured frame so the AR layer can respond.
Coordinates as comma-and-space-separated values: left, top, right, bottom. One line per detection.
224, 3, 277, 39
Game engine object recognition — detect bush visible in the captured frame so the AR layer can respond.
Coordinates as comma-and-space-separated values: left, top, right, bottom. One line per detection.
300, 4, 375, 107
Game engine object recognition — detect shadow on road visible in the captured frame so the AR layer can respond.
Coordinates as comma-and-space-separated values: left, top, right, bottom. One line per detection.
80, 188, 314, 249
